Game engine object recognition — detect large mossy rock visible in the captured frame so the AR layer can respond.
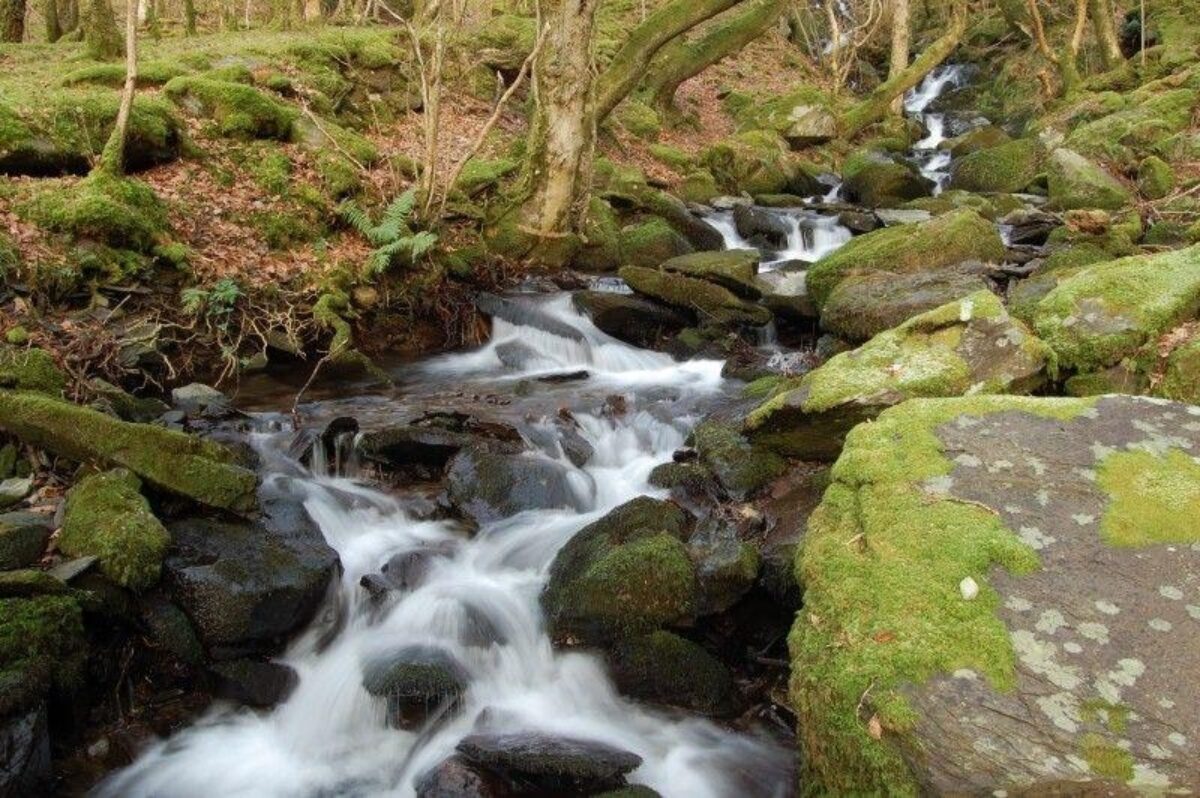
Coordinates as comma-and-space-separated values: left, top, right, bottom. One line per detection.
1031, 244, 1200, 375
456, 732, 642, 793
948, 138, 1043, 194
0, 594, 86, 717
0, 512, 52, 571
1064, 87, 1198, 171
0, 346, 66, 396
660, 250, 762, 299
747, 292, 1051, 459
805, 209, 1006, 310
1157, 331, 1200, 404
542, 497, 695, 644
700, 131, 800, 196
841, 151, 934, 208
1046, 148, 1133, 211
0, 391, 257, 512
820, 262, 993, 343
163, 76, 297, 140
18, 173, 169, 252
790, 394, 1200, 794
59, 469, 169, 591
619, 266, 771, 327
607, 630, 736, 716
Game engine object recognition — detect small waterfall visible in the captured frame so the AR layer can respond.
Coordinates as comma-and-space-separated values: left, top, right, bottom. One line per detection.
905, 65, 969, 194
706, 208, 852, 269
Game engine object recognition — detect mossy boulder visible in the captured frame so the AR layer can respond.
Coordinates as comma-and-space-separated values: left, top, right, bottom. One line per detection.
1157, 332, 1200, 403
700, 131, 798, 196
1031, 245, 1200, 374
607, 631, 735, 716
0, 594, 86, 716
542, 497, 695, 644
619, 266, 771, 327
821, 262, 993, 343
61, 61, 189, 88
675, 170, 721, 205
747, 292, 1052, 459
1046, 148, 1133, 211
163, 76, 298, 140
362, 645, 466, 728
841, 151, 934, 208
806, 209, 1005, 309
19, 173, 169, 251
0, 346, 66, 396
691, 420, 785, 501
618, 218, 692, 267
948, 138, 1043, 194
60, 469, 169, 591
945, 125, 1011, 157
1136, 155, 1175, 199
0, 512, 52, 571
659, 250, 761, 299
790, 394, 1200, 793
0, 391, 257, 512
1064, 87, 1198, 170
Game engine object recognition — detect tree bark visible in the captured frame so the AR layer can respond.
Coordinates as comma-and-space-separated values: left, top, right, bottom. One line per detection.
59, 0, 76, 32
1058, 0, 1089, 95
839, 0, 965, 138
593, 0, 742, 122
98, 0, 136, 176
1088, 0, 1123, 69
888, 0, 910, 114
0, 0, 25, 41
45, 0, 61, 41
84, 0, 122, 58
183, 0, 196, 33
644, 0, 788, 113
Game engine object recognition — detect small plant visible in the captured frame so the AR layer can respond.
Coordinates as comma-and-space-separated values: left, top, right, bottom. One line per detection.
182, 278, 243, 319
337, 190, 437, 276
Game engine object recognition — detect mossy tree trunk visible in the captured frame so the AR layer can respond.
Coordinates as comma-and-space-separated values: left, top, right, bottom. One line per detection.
59, 0, 77, 32
45, 0, 62, 41
839, 0, 965, 138
183, 0, 196, 32
593, 0, 742, 122
84, 0, 122, 58
97, 0, 136, 175
1088, 0, 1124, 69
643, 0, 788, 114
1058, 0, 1089, 96
888, 0, 910, 114
0, 0, 25, 42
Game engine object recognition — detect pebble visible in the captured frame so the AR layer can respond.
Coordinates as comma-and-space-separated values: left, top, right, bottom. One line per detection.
960, 577, 980, 600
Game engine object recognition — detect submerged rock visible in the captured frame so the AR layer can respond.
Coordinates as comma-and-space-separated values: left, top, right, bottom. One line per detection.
791, 395, 1200, 794
362, 645, 466, 728
475, 293, 586, 342
456, 732, 642, 792
748, 291, 1051, 459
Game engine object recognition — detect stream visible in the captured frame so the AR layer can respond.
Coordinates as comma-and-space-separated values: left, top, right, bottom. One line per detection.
94, 64, 978, 798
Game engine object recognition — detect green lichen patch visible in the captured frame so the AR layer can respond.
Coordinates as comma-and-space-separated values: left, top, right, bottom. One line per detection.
805, 209, 1005, 309
1097, 448, 1200, 547
164, 76, 298, 140
60, 469, 170, 590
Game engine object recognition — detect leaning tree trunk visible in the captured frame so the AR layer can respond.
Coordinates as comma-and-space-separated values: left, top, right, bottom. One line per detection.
1088, 0, 1124, 69
518, 0, 600, 254
0, 0, 25, 41
98, 0, 137, 175
593, 0, 742, 122
888, 0, 910, 114
644, 0, 788, 114
84, 0, 122, 58
839, 0, 965, 138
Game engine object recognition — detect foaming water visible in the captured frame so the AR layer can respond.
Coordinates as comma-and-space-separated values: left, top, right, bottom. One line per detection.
707, 208, 851, 268
906, 65, 968, 194
95, 299, 793, 798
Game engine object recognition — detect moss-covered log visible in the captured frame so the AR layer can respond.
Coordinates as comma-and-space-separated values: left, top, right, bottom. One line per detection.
0, 391, 258, 512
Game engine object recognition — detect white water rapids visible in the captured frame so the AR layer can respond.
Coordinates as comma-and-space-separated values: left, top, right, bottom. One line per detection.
905, 64, 969, 193
95, 297, 794, 798
705, 209, 851, 269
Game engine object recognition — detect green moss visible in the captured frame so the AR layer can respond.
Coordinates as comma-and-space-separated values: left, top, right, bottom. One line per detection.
619, 265, 771, 326
1080, 733, 1135, 782
0, 346, 67, 395
609, 630, 733, 715
0, 391, 257, 512
1158, 335, 1200, 402
19, 173, 168, 252
575, 196, 622, 272
619, 218, 689, 268
456, 157, 517, 197
1065, 88, 1198, 170
1047, 148, 1133, 211
250, 208, 321, 250
615, 99, 661, 141
60, 469, 169, 590
0, 594, 86, 716
806, 209, 1005, 308
789, 396, 1095, 793
692, 420, 786, 499
675, 170, 720, 205
1097, 449, 1200, 547
648, 144, 693, 172
700, 131, 795, 196
1033, 245, 1200, 372
842, 151, 930, 208
245, 145, 292, 195
948, 138, 1043, 194
1136, 155, 1175, 199
164, 76, 298, 140
61, 61, 188, 88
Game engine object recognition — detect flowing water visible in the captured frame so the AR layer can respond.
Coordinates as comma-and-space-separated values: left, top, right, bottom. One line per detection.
904, 64, 970, 192
706, 209, 852, 269
96, 297, 796, 798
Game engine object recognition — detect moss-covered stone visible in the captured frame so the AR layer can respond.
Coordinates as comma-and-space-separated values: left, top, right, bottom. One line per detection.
0, 391, 257, 512
0, 594, 86, 716
675, 170, 720, 205
691, 420, 785, 500
1096, 448, 1200, 547
456, 157, 517, 197
0, 346, 66, 396
1046, 148, 1133, 211
659, 249, 760, 299
607, 631, 735, 716
748, 292, 1052, 459
1156, 332, 1200, 404
1136, 155, 1174, 199
841, 150, 933, 208
648, 144, 694, 173
19, 173, 169, 252
615, 99, 661, 141
619, 266, 771, 327
948, 138, 1043, 194
806, 209, 1005, 309
945, 125, 1011, 157
0, 512, 51, 571
61, 61, 188, 88
700, 130, 796, 195
618, 218, 692, 268
1032, 244, 1200, 373
163, 76, 298, 140
59, 469, 169, 591
1065, 87, 1198, 170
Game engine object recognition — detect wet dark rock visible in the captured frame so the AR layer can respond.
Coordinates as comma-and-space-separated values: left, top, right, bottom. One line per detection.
170, 383, 233, 419
362, 645, 467, 728
572, 291, 691, 348
0, 511, 52, 570
687, 518, 761, 615
556, 424, 594, 469
535, 370, 589, 384
732, 205, 789, 251
692, 421, 786, 502
1000, 208, 1060, 246
456, 732, 642, 792
89, 379, 170, 423
607, 631, 736, 716
837, 209, 880, 234
755, 465, 830, 606
139, 596, 204, 666
0, 705, 50, 797
209, 659, 299, 708
415, 755, 509, 798
475, 293, 585, 342
163, 481, 339, 657
494, 341, 541, 371
757, 268, 816, 321
645, 192, 725, 252
358, 414, 521, 477
446, 449, 584, 525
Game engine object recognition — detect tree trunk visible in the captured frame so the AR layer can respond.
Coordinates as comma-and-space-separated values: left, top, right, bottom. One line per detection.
0, 0, 25, 41
516, 0, 600, 260
59, 0, 77, 32
593, 0, 742, 122
183, 0, 196, 33
839, 0, 965, 138
1058, 0, 1089, 95
644, 0, 788, 113
98, 0, 137, 176
888, 0, 910, 114
84, 0, 122, 58
45, 0, 61, 40
304, 0, 320, 21
1088, 0, 1123, 69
